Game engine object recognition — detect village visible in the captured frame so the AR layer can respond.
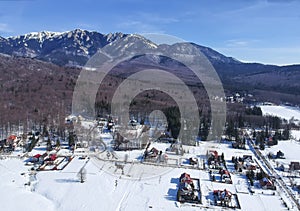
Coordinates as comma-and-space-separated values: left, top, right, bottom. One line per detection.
0, 105, 300, 211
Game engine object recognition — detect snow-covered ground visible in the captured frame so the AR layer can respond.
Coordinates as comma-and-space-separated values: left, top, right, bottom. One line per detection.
264, 140, 300, 164
259, 105, 300, 140
1, 114, 298, 210
261, 139, 300, 206
1, 138, 294, 211
259, 105, 300, 121
0, 159, 55, 211
291, 130, 300, 140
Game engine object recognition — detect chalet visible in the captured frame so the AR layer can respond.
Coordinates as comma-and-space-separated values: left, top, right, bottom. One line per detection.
189, 157, 198, 165
33, 154, 41, 162
207, 150, 220, 168
296, 185, 300, 192
242, 155, 257, 170
289, 162, 300, 171
207, 150, 218, 160
278, 163, 289, 172
6, 135, 18, 148
243, 155, 252, 160
144, 147, 165, 162
180, 173, 192, 184
276, 150, 285, 159
244, 158, 257, 170
213, 189, 233, 207
219, 169, 232, 183
45, 154, 57, 162
208, 150, 226, 170
266, 136, 278, 146
148, 147, 159, 157
260, 177, 275, 190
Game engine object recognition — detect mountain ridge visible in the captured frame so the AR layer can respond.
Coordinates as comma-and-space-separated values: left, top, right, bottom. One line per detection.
0, 29, 127, 66
0, 29, 246, 67
1, 29, 299, 68
0, 29, 299, 104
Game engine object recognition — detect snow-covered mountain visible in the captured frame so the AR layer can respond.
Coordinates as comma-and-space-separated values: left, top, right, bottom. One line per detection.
0, 29, 127, 66
0, 29, 239, 67
1, 29, 299, 102
191, 44, 241, 65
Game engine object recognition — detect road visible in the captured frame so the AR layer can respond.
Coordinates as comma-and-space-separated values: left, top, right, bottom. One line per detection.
247, 139, 300, 210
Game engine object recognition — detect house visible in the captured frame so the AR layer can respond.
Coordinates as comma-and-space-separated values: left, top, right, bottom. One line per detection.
189, 157, 198, 165
33, 153, 41, 159
6, 135, 17, 147
296, 185, 300, 192
278, 163, 289, 172
290, 162, 300, 171
49, 154, 57, 161
7, 135, 17, 142
207, 150, 219, 168
219, 169, 232, 183
144, 147, 160, 160
260, 177, 275, 190
207, 150, 218, 160
276, 150, 285, 159
242, 155, 257, 170
243, 155, 252, 160
244, 159, 257, 170
213, 189, 233, 206
180, 173, 192, 184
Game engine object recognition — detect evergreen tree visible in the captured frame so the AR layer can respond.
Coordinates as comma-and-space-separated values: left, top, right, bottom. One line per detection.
68, 131, 75, 147
238, 114, 244, 128
226, 120, 235, 140
245, 106, 262, 116
163, 106, 180, 139
199, 117, 209, 141
234, 127, 239, 141
282, 127, 290, 140
56, 139, 60, 148
265, 126, 269, 138
43, 124, 49, 137
259, 133, 265, 150
46, 139, 52, 151
274, 131, 281, 140
252, 129, 256, 139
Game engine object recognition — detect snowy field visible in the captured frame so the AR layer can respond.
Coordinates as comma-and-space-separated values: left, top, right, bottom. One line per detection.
264, 140, 300, 164
262, 139, 300, 206
259, 105, 300, 121
291, 130, 300, 140
259, 105, 300, 140
0, 139, 293, 211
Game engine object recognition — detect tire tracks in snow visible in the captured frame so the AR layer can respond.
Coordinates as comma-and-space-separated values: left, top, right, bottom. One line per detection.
114, 168, 145, 211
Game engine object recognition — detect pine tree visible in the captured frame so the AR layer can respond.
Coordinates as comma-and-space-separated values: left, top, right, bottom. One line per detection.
46, 139, 52, 151
226, 120, 235, 140
265, 126, 269, 138
252, 129, 256, 139
68, 131, 75, 147
56, 139, 60, 148
43, 124, 49, 137
259, 135, 265, 150
282, 126, 290, 140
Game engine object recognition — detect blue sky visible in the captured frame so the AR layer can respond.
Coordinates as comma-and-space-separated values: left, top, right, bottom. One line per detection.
0, 0, 300, 65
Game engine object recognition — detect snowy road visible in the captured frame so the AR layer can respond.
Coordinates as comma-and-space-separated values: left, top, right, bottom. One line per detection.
248, 139, 300, 210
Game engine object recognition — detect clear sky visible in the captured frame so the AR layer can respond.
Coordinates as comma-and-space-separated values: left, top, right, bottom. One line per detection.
0, 0, 299, 65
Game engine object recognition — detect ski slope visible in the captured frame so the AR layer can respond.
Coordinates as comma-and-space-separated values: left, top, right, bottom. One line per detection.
259, 105, 300, 121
